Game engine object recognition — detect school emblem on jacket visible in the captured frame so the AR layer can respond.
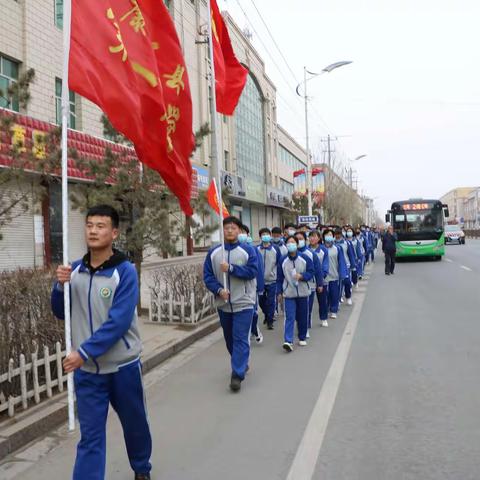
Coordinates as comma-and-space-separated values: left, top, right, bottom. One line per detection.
100, 287, 112, 299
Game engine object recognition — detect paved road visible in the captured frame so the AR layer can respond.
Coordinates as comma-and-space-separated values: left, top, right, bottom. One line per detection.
2, 243, 480, 479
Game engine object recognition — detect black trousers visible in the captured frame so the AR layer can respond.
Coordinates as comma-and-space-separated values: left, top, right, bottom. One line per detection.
385, 251, 396, 273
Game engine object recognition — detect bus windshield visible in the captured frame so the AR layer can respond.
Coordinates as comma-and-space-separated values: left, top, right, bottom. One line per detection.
393, 208, 444, 241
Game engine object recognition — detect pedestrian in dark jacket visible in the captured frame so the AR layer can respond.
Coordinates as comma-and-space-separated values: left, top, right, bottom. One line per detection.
382, 225, 398, 275
51, 205, 152, 480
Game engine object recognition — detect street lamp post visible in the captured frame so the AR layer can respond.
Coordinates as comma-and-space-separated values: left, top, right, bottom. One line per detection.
296, 61, 352, 217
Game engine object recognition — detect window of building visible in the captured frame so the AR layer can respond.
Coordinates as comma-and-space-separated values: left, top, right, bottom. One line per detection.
55, 0, 63, 29
0, 55, 20, 111
235, 74, 265, 184
278, 144, 305, 172
55, 78, 76, 128
280, 179, 294, 197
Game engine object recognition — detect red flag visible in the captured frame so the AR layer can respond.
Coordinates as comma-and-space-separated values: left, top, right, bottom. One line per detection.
69, 0, 194, 214
210, 0, 248, 115
207, 179, 229, 218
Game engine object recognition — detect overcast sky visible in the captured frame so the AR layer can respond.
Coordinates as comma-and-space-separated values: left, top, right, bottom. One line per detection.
218, 0, 480, 214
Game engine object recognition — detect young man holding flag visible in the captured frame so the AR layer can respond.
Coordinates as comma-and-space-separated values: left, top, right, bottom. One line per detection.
51, 205, 152, 480
203, 216, 258, 392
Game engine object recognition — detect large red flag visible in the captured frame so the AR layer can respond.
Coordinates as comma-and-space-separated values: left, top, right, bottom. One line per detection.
69, 0, 194, 214
210, 0, 248, 115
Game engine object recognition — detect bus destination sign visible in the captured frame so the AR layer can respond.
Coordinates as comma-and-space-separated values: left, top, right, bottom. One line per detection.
402, 203, 432, 211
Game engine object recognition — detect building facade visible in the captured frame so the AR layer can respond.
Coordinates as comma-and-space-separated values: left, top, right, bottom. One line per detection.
0, 0, 307, 270
440, 187, 475, 225
463, 187, 480, 229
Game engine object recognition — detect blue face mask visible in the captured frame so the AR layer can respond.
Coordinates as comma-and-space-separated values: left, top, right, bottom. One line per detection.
272, 237, 280, 243
246, 236, 253, 244
287, 243, 298, 253
298, 240, 306, 249
238, 233, 248, 243
261, 234, 272, 243
325, 236, 334, 244
347, 231, 353, 238
287, 229, 296, 237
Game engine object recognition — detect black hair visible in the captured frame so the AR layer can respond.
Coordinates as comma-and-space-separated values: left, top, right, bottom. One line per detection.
284, 223, 297, 230
309, 230, 321, 238
295, 231, 307, 240
259, 227, 271, 236
86, 204, 120, 228
271, 226, 282, 235
323, 229, 334, 238
298, 223, 309, 229
241, 224, 250, 234
285, 235, 299, 244
334, 228, 343, 236
223, 216, 243, 229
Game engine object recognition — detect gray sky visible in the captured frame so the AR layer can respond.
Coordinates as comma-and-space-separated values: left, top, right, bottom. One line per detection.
218, 0, 480, 214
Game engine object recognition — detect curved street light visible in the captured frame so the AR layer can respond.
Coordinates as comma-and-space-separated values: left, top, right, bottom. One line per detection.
296, 61, 353, 216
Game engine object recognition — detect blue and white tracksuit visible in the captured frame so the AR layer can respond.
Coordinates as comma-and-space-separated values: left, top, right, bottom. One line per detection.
365, 231, 374, 263
203, 242, 258, 380
298, 245, 323, 329
256, 244, 281, 327
336, 239, 356, 300
311, 245, 329, 321
351, 237, 365, 283
251, 246, 265, 336
51, 250, 151, 480
277, 253, 314, 343
324, 244, 348, 314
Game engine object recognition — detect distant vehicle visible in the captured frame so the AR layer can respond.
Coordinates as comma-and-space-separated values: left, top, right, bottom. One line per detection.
444, 224, 466, 245
385, 199, 449, 260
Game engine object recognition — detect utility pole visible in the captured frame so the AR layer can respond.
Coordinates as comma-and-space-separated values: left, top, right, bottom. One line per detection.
302, 66, 313, 216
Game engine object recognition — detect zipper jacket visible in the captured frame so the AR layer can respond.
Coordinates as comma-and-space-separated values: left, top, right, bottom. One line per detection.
51, 250, 141, 375
311, 245, 329, 280
257, 243, 282, 285
298, 245, 323, 288
203, 242, 258, 313
276, 253, 314, 298
325, 244, 349, 281
254, 246, 265, 293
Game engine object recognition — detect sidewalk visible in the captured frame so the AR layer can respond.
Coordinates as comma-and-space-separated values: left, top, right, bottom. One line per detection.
0, 315, 219, 461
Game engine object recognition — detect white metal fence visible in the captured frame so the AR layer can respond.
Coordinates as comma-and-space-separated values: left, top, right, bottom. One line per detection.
0, 342, 66, 418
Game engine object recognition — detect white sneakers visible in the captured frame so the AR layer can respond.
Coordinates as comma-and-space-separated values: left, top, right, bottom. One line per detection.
255, 331, 264, 344
321, 320, 329, 327
299, 340, 307, 347
306, 330, 311, 339
346, 298, 353, 306
330, 312, 337, 319
283, 342, 294, 352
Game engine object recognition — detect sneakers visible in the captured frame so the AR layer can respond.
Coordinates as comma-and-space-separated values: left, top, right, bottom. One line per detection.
283, 342, 294, 353
321, 320, 329, 327
340, 297, 344, 303
135, 474, 151, 480
267, 323, 274, 330
230, 374, 242, 392
346, 298, 353, 306
255, 330, 264, 344
298, 340, 307, 347
330, 313, 337, 319
306, 330, 310, 339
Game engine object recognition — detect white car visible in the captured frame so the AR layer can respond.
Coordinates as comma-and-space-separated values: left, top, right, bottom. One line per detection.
444, 224, 466, 245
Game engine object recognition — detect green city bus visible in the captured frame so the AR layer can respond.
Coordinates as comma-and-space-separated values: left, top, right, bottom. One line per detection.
385, 199, 450, 260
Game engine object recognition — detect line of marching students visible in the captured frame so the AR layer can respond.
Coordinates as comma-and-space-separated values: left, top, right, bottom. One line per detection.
203, 216, 380, 392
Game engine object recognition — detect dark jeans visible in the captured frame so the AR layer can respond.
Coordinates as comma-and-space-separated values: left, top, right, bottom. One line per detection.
385, 251, 396, 274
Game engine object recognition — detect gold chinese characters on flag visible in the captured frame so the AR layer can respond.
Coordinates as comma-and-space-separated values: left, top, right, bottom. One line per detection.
69, 0, 195, 214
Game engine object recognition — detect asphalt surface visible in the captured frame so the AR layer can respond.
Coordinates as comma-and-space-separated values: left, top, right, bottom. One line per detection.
2, 241, 479, 480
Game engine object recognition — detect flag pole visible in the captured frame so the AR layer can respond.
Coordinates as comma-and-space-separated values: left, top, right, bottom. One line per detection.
61, 0, 75, 432
206, 0, 228, 289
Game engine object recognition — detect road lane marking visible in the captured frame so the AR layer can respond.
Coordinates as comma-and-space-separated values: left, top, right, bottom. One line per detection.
445, 258, 453, 263
461, 265, 472, 271
286, 279, 368, 480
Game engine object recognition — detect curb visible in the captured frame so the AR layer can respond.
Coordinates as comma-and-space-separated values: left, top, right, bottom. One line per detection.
0, 315, 219, 462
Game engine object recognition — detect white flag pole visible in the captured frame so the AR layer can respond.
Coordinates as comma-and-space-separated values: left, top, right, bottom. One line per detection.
61, 0, 75, 432
206, 0, 228, 291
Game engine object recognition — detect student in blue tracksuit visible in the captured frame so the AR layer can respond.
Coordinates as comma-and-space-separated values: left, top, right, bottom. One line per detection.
295, 231, 322, 337
239, 225, 264, 344
350, 226, 364, 288
257, 228, 282, 330
51, 205, 152, 480
271, 226, 288, 257
322, 229, 348, 319
335, 228, 356, 306
308, 230, 329, 327
277, 236, 315, 351
365, 226, 375, 264
203, 216, 258, 392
